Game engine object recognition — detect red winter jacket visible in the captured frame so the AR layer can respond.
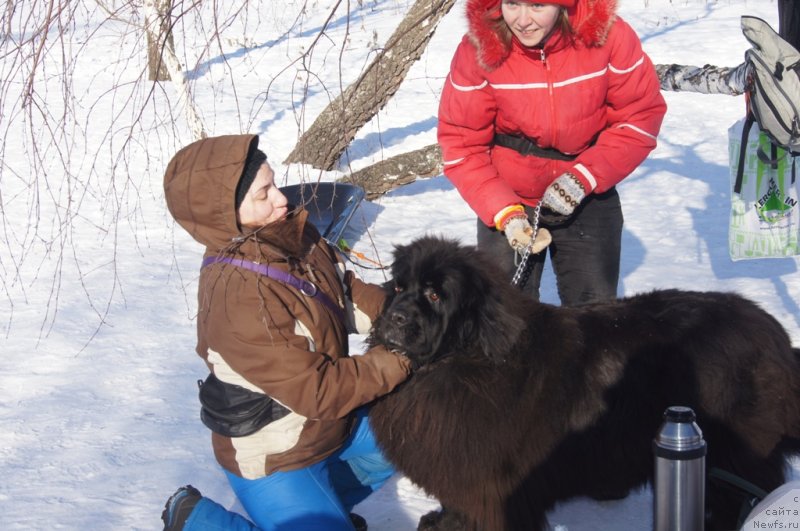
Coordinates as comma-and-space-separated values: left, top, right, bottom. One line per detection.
438, 0, 667, 225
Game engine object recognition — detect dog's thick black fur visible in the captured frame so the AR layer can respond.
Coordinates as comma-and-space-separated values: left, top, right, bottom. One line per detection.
367, 236, 800, 531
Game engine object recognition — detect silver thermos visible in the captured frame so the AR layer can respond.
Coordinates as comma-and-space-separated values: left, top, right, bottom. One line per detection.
653, 406, 707, 531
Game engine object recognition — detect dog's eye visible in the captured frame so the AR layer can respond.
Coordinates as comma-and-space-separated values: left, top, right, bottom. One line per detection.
426, 289, 440, 303
394, 285, 404, 293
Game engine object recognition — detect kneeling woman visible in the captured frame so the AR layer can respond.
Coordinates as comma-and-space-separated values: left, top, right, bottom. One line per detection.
161, 134, 412, 530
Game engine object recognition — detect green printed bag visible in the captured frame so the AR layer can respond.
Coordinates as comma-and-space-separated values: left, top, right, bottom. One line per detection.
728, 118, 799, 260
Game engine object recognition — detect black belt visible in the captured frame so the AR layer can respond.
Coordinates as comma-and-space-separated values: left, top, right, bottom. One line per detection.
493, 133, 578, 161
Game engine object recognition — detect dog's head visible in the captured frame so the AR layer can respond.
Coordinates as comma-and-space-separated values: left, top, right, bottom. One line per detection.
369, 236, 526, 368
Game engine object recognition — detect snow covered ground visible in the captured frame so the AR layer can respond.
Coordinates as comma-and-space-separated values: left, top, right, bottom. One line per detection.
1, 0, 798, 529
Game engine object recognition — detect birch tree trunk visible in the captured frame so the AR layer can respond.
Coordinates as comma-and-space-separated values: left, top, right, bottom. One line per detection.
284, 0, 456, 170
143, 0, 206, 140
145, 0, 173, 81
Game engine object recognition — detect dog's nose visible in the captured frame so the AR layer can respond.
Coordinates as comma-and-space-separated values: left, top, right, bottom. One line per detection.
389, 310, 408, 326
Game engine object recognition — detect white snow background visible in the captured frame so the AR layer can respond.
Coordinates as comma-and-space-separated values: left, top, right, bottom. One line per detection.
1, 0, 799, 529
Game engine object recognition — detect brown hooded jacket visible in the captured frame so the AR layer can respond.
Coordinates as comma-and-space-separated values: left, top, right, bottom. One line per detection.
164, 134, 411, 478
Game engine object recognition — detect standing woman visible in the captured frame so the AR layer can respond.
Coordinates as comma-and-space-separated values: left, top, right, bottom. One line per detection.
438, 0, 667, 305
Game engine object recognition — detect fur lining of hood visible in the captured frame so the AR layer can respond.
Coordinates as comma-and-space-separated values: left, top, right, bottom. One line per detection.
466, 0, 618, 70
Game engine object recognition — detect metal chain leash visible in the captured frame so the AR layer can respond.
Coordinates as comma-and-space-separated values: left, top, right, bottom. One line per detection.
510, 203, 541, 289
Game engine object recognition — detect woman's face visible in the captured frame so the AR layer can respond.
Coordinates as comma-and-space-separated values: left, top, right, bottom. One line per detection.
237, 161, 289, 229
501, 2, 562, 48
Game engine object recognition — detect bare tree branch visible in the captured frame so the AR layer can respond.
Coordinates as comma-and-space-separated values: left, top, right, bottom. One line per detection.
0, 0, 279, 340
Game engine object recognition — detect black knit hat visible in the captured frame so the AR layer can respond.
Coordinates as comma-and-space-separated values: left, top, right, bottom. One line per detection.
235, 146, 267, 209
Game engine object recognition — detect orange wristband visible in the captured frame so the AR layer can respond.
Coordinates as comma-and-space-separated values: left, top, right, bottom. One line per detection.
493, 205, 526, 231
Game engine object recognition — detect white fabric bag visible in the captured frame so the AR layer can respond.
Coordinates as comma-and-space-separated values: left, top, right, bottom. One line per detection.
728, 117, 800, 260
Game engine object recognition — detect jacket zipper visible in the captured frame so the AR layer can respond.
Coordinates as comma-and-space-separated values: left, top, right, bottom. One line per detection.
541, 48, 560, 180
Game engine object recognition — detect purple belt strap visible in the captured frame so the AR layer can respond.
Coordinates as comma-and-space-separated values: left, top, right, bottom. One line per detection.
201, 255, 345, 323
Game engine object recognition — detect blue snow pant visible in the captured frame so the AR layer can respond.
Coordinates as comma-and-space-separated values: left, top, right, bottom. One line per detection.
184, 407, 393, 530
477, 187, 623, 306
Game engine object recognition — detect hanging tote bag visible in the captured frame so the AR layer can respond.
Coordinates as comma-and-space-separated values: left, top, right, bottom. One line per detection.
728, 117, 800, 260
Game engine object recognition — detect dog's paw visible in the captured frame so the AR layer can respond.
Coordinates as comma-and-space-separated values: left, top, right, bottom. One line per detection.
417, 509, 443, 531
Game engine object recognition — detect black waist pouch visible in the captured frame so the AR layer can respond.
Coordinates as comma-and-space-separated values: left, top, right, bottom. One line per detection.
198, 373, 291, 437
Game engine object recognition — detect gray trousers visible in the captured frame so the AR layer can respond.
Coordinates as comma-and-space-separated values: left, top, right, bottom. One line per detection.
477, 188, 623, 306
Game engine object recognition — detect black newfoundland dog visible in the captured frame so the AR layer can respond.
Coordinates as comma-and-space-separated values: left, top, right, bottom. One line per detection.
368, 236, 800, 531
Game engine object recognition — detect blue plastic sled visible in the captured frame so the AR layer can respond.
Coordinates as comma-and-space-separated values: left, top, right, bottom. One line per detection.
280, 183, 366, 245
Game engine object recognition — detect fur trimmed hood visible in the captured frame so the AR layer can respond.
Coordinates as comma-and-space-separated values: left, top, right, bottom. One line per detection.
467, 0, 618, 70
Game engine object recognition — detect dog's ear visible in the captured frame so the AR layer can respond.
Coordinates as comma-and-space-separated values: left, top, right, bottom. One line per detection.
381, 278, 396, 296
475, 283, 526, 363
454, 250, 526, 363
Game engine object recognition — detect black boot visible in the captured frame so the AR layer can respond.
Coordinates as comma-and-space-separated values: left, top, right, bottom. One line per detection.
349, 512, 368, 531
161, 485, 202, 531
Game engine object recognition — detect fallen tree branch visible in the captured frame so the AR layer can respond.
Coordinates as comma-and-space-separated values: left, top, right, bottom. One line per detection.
339, 144, 442, 200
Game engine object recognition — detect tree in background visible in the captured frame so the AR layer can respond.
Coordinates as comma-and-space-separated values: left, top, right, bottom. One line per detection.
0, 0, 366, 337
145, 0, 173, 81
283, 0, 455, 171
0, 0, 794, 339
